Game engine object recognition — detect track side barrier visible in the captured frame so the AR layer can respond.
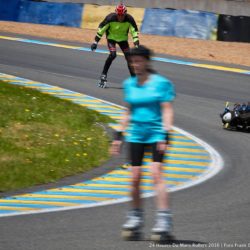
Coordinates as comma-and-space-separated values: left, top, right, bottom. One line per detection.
18, 1, 83, 27
0, 1, 249, 42
217, 15, 250, 42
141, 8, 218, 40
0, 0, 20, 21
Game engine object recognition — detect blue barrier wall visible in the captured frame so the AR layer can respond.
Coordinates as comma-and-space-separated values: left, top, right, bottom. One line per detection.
0, 1, 221, 40
141, 8, 218, 40
0, 0, 21, 21
175, 10, 217, 39
17, 0, 83, 27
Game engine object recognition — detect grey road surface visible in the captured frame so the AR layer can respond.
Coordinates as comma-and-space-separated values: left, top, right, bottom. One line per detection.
0, 36, 250, 250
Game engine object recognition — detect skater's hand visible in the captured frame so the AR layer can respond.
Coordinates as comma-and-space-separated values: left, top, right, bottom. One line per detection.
134, 40, 139, 48
157, 132, 169, 153
110, 140, 122, 155
91, 42, 97, 51
157, 140, 167, 154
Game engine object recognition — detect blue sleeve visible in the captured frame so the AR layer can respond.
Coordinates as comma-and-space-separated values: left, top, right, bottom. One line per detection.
159, 79, 176, 102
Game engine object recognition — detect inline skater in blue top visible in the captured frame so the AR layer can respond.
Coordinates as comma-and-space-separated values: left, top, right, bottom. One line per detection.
110, 45, 176, 241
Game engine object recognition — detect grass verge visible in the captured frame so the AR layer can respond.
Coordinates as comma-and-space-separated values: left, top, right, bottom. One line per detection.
0, 80, 113, 192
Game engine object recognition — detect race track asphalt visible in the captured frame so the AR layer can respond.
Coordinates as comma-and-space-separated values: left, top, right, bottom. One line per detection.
0, 35, 250, 250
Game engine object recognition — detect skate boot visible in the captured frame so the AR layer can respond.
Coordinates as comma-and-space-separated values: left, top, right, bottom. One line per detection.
151, 210, 174, 242
121, 209, 144, 240
98, 74, 107, 88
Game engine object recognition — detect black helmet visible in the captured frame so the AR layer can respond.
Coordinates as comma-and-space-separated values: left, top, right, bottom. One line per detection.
129, 45, 152, 60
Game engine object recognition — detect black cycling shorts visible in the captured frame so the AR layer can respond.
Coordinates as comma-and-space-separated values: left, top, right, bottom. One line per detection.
107, 39, 130, 53
128, 142, 165, 166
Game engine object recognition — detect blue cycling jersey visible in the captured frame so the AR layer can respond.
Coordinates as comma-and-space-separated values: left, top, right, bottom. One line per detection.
123, 74, 176, 143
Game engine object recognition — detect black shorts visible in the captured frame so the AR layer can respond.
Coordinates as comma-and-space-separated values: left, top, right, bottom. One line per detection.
128, 142, 165, 166
107, 39, 130, 54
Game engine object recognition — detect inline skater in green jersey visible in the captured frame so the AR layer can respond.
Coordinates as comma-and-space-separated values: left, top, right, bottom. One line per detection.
90, 3, 140, 88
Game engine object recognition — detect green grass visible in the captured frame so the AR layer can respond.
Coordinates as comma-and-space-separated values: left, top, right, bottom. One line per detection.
0, 81, 113, 192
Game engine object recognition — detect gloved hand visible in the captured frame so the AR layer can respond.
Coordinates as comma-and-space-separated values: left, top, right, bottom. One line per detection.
91, 42, 98, 51
134, 40, 139, 48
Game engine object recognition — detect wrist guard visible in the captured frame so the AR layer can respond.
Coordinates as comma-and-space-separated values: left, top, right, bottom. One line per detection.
165, 132, 169, 145
94, 35, 100, 43
134, 40, 139, 48
114, 131, 123, 141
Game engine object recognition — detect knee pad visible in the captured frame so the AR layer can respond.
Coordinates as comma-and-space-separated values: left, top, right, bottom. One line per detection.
109, 51, 117, 60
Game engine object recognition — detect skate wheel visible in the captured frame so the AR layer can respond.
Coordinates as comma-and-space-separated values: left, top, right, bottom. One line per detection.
121, 230, 141, 241
102, 81, 107, 88
151, 233, 162, 241
97, 82, 107, 88
121, 230, 133, 239
151, 233, 174, 242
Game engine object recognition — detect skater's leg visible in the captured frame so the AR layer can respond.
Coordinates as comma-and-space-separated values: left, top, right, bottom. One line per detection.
102, 51, 116, 76
101, 40, 117, 76
97, 41, 116, 87
150, 162, 173, 236
119, 41, 135, 77
130, 166, 141, 208
150, 161, 169, 210
128, 142, 145, 209
125, 52, 136, 77
150, 143, 169, 210
150, 143, 173, 237
122, 143, 145, 240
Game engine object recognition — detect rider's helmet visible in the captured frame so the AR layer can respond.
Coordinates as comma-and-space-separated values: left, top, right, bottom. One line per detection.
222, 112, 232, 123
115, 3, 127, 16
129, 45, 152, 60
241, 103, 247, 111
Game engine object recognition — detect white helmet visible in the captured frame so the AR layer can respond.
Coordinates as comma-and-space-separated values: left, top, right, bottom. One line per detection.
223, 112, 232, 122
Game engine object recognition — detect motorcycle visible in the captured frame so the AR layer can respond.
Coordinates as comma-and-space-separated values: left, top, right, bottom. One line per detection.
220, 102, 250, 131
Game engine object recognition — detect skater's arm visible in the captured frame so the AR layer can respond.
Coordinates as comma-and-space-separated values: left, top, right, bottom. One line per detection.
110, 106, 130, 156
95, 23, 110, 43
91, 15, 111, 50
161, 102, 174, 132
130, 25, 139, 45
119, 106, 131, 132
159, 79, 175, 133
94, 14, 112, 43
127, 15, 139, 46
156, 102, 173, 153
